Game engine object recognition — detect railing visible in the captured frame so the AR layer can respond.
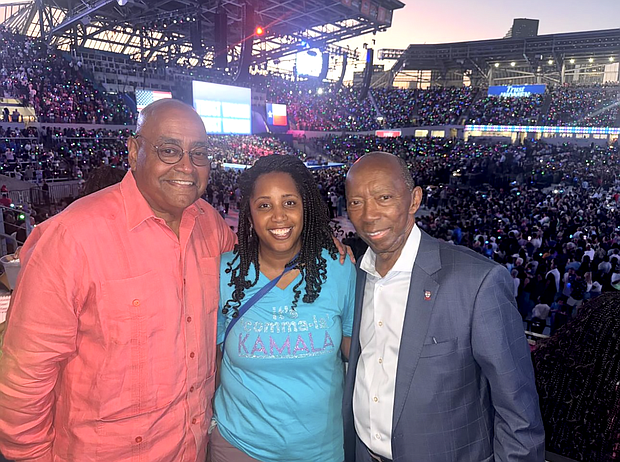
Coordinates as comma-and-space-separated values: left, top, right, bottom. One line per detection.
1, 114, 36, 124
6, 182, 81, 207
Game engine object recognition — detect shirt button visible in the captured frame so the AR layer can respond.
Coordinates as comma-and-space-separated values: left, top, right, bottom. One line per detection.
189, 352, 195, 358
192, 418, 198, 424
375, 433, 381, 440
378, 358, 383, 364
187, 316, 192, 323
373, 396, 378, 402
132, 299, 140, 307
378, 321, 383, 327
135, 436, 143, 443
190, 386, 195, 393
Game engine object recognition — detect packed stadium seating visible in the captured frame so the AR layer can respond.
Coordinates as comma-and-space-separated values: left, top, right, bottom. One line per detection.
543, 84, 620, 127
3, 27, 620, 134
0, 27, 135, 125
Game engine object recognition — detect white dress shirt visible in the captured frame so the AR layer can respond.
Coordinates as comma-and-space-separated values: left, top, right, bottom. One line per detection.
353, 225, 421, 459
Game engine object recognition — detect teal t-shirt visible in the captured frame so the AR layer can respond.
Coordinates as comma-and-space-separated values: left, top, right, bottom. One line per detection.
214, 249, 356, 462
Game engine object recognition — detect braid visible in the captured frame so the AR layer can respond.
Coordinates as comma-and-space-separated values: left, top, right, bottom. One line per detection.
222, 155, 337, 318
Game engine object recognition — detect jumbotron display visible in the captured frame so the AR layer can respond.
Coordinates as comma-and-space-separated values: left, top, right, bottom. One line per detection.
295, 48, 324, 78
192, 81, 252, 135
487, 85, 546, 98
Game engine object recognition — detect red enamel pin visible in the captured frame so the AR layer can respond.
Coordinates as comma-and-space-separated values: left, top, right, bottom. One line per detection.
424, 290, 432, 300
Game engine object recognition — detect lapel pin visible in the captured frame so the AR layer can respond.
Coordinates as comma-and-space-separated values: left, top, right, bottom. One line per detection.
424, 290, 432, 300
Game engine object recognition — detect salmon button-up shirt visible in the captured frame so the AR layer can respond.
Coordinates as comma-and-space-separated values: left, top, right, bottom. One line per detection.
0, 172, 236, 462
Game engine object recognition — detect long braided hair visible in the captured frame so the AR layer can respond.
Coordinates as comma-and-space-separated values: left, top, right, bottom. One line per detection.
222, 155, 338, 318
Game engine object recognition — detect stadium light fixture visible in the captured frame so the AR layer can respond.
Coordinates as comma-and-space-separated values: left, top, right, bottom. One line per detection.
255, 26, 265, 36
588, 57, 594, 63
510, 62, 516, 67
569, 58, 575, 64
610, 57, 615, 62
548, 59, 553, 65
494, 63, 500, 68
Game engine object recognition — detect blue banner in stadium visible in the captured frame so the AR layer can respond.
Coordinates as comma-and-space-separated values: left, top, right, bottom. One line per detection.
487, 85, 546, 98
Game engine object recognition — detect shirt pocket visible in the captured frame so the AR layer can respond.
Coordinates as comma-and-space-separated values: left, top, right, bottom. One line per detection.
419, 338, 458, 358
97, 271, 173, 420
201, 256, 219, 315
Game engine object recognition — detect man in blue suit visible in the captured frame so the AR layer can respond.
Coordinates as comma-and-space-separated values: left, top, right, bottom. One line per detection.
343, 152, 544, 462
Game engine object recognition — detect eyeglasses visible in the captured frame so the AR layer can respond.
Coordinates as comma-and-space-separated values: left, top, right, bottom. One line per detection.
134, 134, 211, 167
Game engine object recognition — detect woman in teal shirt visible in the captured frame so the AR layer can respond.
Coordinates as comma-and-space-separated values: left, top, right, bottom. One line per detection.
212, 155, 356, 462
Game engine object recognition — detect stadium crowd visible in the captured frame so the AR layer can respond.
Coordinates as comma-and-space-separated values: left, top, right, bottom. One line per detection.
0, 27, 135, 124
543, 84, 620, 127
467, 94, 544, 126
258, 78, 619, 131
312, 133, 620, 329
2, 25, 620, 133
19, 126, 612, 339
0, 24, 620, 462
0, 28, 619, 334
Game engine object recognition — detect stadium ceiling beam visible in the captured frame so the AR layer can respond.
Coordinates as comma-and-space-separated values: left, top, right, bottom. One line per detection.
139, 30, 186, 53
56, 23, 165, 53
254, 23, 373, 63
468, 58, 489, 80
47, 0, 117, 41
81, 22, 142, 41
262, 4, 341, 32
3, 4, 33, 36
18, 3, 38, 36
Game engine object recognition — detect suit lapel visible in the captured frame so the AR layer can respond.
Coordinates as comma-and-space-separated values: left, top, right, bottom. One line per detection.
392, 231, 441, 430
349, 265, 367, 369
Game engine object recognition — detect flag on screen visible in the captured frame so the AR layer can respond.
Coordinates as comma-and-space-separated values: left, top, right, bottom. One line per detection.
266, 103, 288, 126
136, 90, 173, 111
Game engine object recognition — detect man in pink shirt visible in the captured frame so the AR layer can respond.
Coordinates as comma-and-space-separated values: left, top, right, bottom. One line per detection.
0, 99, 236, 461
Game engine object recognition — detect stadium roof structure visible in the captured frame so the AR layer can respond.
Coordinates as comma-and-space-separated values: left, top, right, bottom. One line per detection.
376, 28, 620, 87
0, 0, 404, 70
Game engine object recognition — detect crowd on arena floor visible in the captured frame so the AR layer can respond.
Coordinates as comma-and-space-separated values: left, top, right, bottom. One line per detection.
313, 135, 620, 330
207, 135, 620, 338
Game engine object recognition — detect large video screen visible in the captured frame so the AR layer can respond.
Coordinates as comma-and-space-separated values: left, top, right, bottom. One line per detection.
487, 85, 546, 98
135, 89, 172, 112
295, 49, 323, 78
192, 81, 252, 135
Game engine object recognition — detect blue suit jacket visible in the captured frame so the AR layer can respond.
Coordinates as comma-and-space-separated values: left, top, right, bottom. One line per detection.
343, 231, 545, 462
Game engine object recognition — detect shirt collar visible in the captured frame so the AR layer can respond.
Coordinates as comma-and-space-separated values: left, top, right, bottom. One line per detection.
360, 224, 421, 278
120, 171, 202, 231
